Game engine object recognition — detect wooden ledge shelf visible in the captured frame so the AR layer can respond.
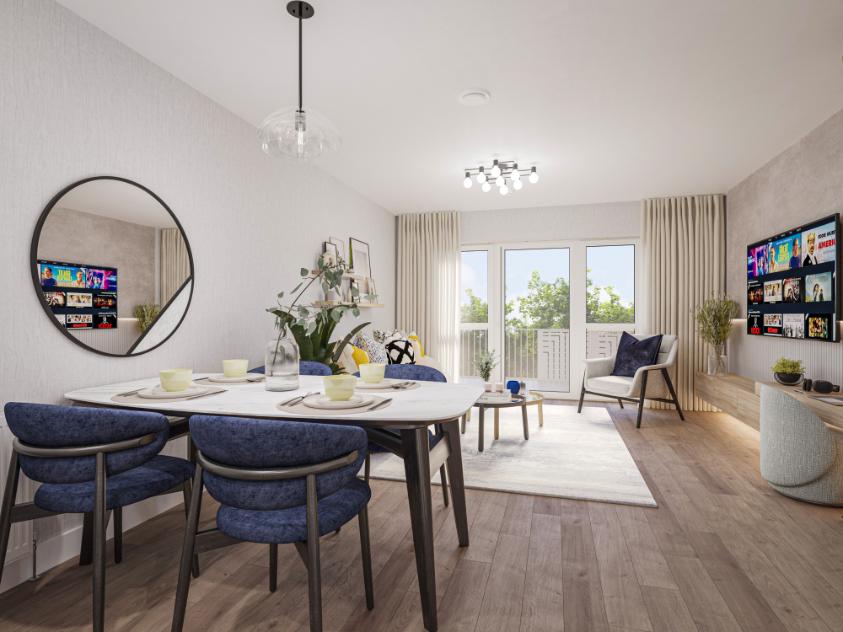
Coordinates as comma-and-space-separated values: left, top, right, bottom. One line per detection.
696, 372, 843, 432
310, 301, 384, 308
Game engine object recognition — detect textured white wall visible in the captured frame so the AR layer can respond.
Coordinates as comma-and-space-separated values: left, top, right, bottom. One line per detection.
460, 201, 640, 245
726, 108, 843, 383
0, 0, 394, 591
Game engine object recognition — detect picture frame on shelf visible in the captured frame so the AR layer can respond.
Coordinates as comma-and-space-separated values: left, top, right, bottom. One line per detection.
322, 241, 339, 266
328, 236, 346, 262
349, 237, 371, 277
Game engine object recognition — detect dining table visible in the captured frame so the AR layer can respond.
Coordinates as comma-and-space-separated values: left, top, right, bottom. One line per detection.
64, 374, 485, 632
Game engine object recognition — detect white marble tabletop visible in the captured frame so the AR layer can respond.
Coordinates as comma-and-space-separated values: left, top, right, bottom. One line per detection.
64, 374, 485, 428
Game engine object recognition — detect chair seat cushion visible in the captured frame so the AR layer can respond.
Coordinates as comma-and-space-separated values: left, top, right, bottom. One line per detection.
586, 375, 634, 397
216, 478, 371, 544
34, 455, 194, 513
368, 429, 441, 453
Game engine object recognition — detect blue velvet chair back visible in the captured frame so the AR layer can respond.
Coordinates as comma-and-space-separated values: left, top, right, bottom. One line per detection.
249, 360, 332, 376
189, 416, 366, 510
3, 403, 169, 484
384, 364, 447, 383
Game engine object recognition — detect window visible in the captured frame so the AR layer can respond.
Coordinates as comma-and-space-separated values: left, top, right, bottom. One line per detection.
460, 251, 489, 377
586, 244, 635, 324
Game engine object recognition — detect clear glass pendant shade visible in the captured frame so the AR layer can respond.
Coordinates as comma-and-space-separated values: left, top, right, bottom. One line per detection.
259, 106, 341, 160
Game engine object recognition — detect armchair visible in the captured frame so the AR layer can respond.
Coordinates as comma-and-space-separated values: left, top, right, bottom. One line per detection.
576, 334, 684, 428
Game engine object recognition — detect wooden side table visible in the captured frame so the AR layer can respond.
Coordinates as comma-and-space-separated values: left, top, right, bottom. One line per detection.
467, 392, 544, 452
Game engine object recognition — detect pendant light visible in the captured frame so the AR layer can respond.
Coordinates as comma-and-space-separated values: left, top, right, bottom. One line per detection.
259, 1, 340, 160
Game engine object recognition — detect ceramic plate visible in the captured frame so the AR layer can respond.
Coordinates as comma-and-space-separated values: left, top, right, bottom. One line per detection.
301, 394, 374, 410
206, 374, 263, 383
136, 384, 208, 399
356, 378, 403, 390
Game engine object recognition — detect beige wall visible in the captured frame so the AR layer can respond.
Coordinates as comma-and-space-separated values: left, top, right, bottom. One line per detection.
726, 107, 843, 382
37, 207, 156, 318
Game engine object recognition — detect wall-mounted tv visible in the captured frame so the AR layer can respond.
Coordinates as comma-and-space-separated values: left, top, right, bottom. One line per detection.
746, 214, 839, 342
37, 260, 118, 330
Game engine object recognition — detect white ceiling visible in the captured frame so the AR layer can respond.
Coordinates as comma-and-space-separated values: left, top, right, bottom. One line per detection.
57, 0, 843, 213
58, 179, 177, 228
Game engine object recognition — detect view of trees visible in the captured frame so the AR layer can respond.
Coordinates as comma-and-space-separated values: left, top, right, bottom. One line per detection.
460, 269, 633, 328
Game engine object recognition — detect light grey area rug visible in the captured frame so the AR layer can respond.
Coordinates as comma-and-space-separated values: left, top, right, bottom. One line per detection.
369, 404, 657, 507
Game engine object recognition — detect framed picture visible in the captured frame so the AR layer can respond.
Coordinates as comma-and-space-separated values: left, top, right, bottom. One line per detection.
322, 241, 339, 263
328, 236, 346, 262
349, 238, 371, 277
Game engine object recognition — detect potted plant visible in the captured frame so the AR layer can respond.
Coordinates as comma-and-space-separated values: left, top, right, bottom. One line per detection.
267, 254, 375, 377
771, 357, 805, 386
694, 295, 740, 375
475, 350, 499, 389
134, 303, 161, 333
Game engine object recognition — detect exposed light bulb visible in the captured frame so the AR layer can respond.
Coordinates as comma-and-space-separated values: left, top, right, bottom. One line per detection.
463, 172, 472, 189
500, 181, 509, 195
476, 167, 487, 183
511, 165, 521, 181
529, 166, 539, 184
495, 175, 505, 187
513, 179, 523, 191
490, 160, 501, 178
481, 181, 492, 193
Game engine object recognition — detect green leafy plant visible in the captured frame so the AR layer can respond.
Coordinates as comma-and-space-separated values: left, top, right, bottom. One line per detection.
694, 295, 740, 347
475, 350, 499, 382
267, 254, 375, 374
134, 303, 161, 333
771, 357, 804, 375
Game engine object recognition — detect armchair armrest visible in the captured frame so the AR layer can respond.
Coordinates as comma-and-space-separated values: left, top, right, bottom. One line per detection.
584, 356, 615, 379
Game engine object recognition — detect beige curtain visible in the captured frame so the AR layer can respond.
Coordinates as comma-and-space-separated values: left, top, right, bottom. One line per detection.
397, 211, 461, 379
160, 228, 190, 305
642, 195, 725, 411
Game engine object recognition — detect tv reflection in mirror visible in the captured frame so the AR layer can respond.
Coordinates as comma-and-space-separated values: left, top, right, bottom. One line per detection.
32, 176, 194, 356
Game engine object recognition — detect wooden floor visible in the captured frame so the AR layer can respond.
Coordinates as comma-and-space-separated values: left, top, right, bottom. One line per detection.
2, 406, 843, 631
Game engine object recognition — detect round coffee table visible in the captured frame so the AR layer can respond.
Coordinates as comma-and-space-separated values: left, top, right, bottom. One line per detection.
467, 392, 544, 452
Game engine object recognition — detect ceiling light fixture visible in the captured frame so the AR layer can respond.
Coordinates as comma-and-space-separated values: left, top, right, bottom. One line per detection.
258, 1, 340, 160
457, 88, 492, 107
462, 160, 539, 194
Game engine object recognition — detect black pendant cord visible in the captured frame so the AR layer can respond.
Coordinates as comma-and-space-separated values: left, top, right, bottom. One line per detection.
298, 7, 303, 111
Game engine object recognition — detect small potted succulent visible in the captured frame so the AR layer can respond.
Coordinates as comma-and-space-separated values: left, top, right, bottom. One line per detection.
771, 357, 805, 386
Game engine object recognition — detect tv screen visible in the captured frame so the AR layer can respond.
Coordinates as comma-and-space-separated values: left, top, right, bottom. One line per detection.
746, 214, 838, 342
37, 260, 118, 330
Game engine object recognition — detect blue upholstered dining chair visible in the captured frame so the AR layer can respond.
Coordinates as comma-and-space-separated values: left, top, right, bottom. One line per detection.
249, 360, 333, 376
362, 364, 451, 506
0, 403, 195, 632
171, 415, 373, 632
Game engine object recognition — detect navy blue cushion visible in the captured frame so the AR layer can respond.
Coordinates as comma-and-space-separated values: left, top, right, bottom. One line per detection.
248, 361, 332, 376
4, 403, 169, 484
216, 478, 371, 544
34, 455, 193, 513
190, 416, 367, 510
383, 364, 446, 382
611, 333, 663, 378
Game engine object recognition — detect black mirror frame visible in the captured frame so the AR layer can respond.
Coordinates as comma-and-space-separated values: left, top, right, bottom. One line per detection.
30, 175, 195, 358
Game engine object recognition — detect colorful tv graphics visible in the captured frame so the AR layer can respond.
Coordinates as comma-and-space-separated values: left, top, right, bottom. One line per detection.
746, 213, 838, 342
37, 260, 118, 331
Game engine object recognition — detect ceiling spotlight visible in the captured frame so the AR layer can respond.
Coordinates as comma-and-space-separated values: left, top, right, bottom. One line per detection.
495, 175, 505, 187
476, 167, 486, 183
490, 160, 501, 179
529, 166, 539, 184
512, 179, 523, 191
511, 164, 520, 181
463, 172, 472, 188
481, 181, 492, 193
499, 181, 509, 196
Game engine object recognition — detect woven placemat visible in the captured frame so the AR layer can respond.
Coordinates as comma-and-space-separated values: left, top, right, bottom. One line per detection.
194, 375, 264, 385
111, 385, 226, 405
277, 394, 392, 416
355, 380, 420, 392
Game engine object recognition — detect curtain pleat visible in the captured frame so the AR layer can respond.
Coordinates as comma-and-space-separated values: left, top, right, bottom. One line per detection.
397, 211, 460, 379
643, 195, 725, 411
160, 228, 190, 305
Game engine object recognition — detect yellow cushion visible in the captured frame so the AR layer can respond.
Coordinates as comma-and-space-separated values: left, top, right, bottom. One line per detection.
408, 333, 424, 357
351, 344, 369, 366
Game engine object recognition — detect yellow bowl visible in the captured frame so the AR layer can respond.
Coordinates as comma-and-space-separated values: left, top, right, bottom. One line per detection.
359, 362, 386, 384
223, 359, 249, 377
160, 368, 193, 392
323, 374, 356, 401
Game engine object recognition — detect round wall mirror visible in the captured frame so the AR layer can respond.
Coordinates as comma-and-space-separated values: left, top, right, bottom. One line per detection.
31, 176, 194, 357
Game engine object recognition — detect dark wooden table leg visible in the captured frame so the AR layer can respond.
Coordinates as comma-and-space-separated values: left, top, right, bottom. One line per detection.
441, 419, 469, 547
478, 406, 485, 452
401, 427, 438, 632
79, 512, 93, 566
521, 403, 530, 440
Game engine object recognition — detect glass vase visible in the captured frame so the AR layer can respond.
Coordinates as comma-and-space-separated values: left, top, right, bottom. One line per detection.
706, 344, 727, 376
265, 333, 299, 392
